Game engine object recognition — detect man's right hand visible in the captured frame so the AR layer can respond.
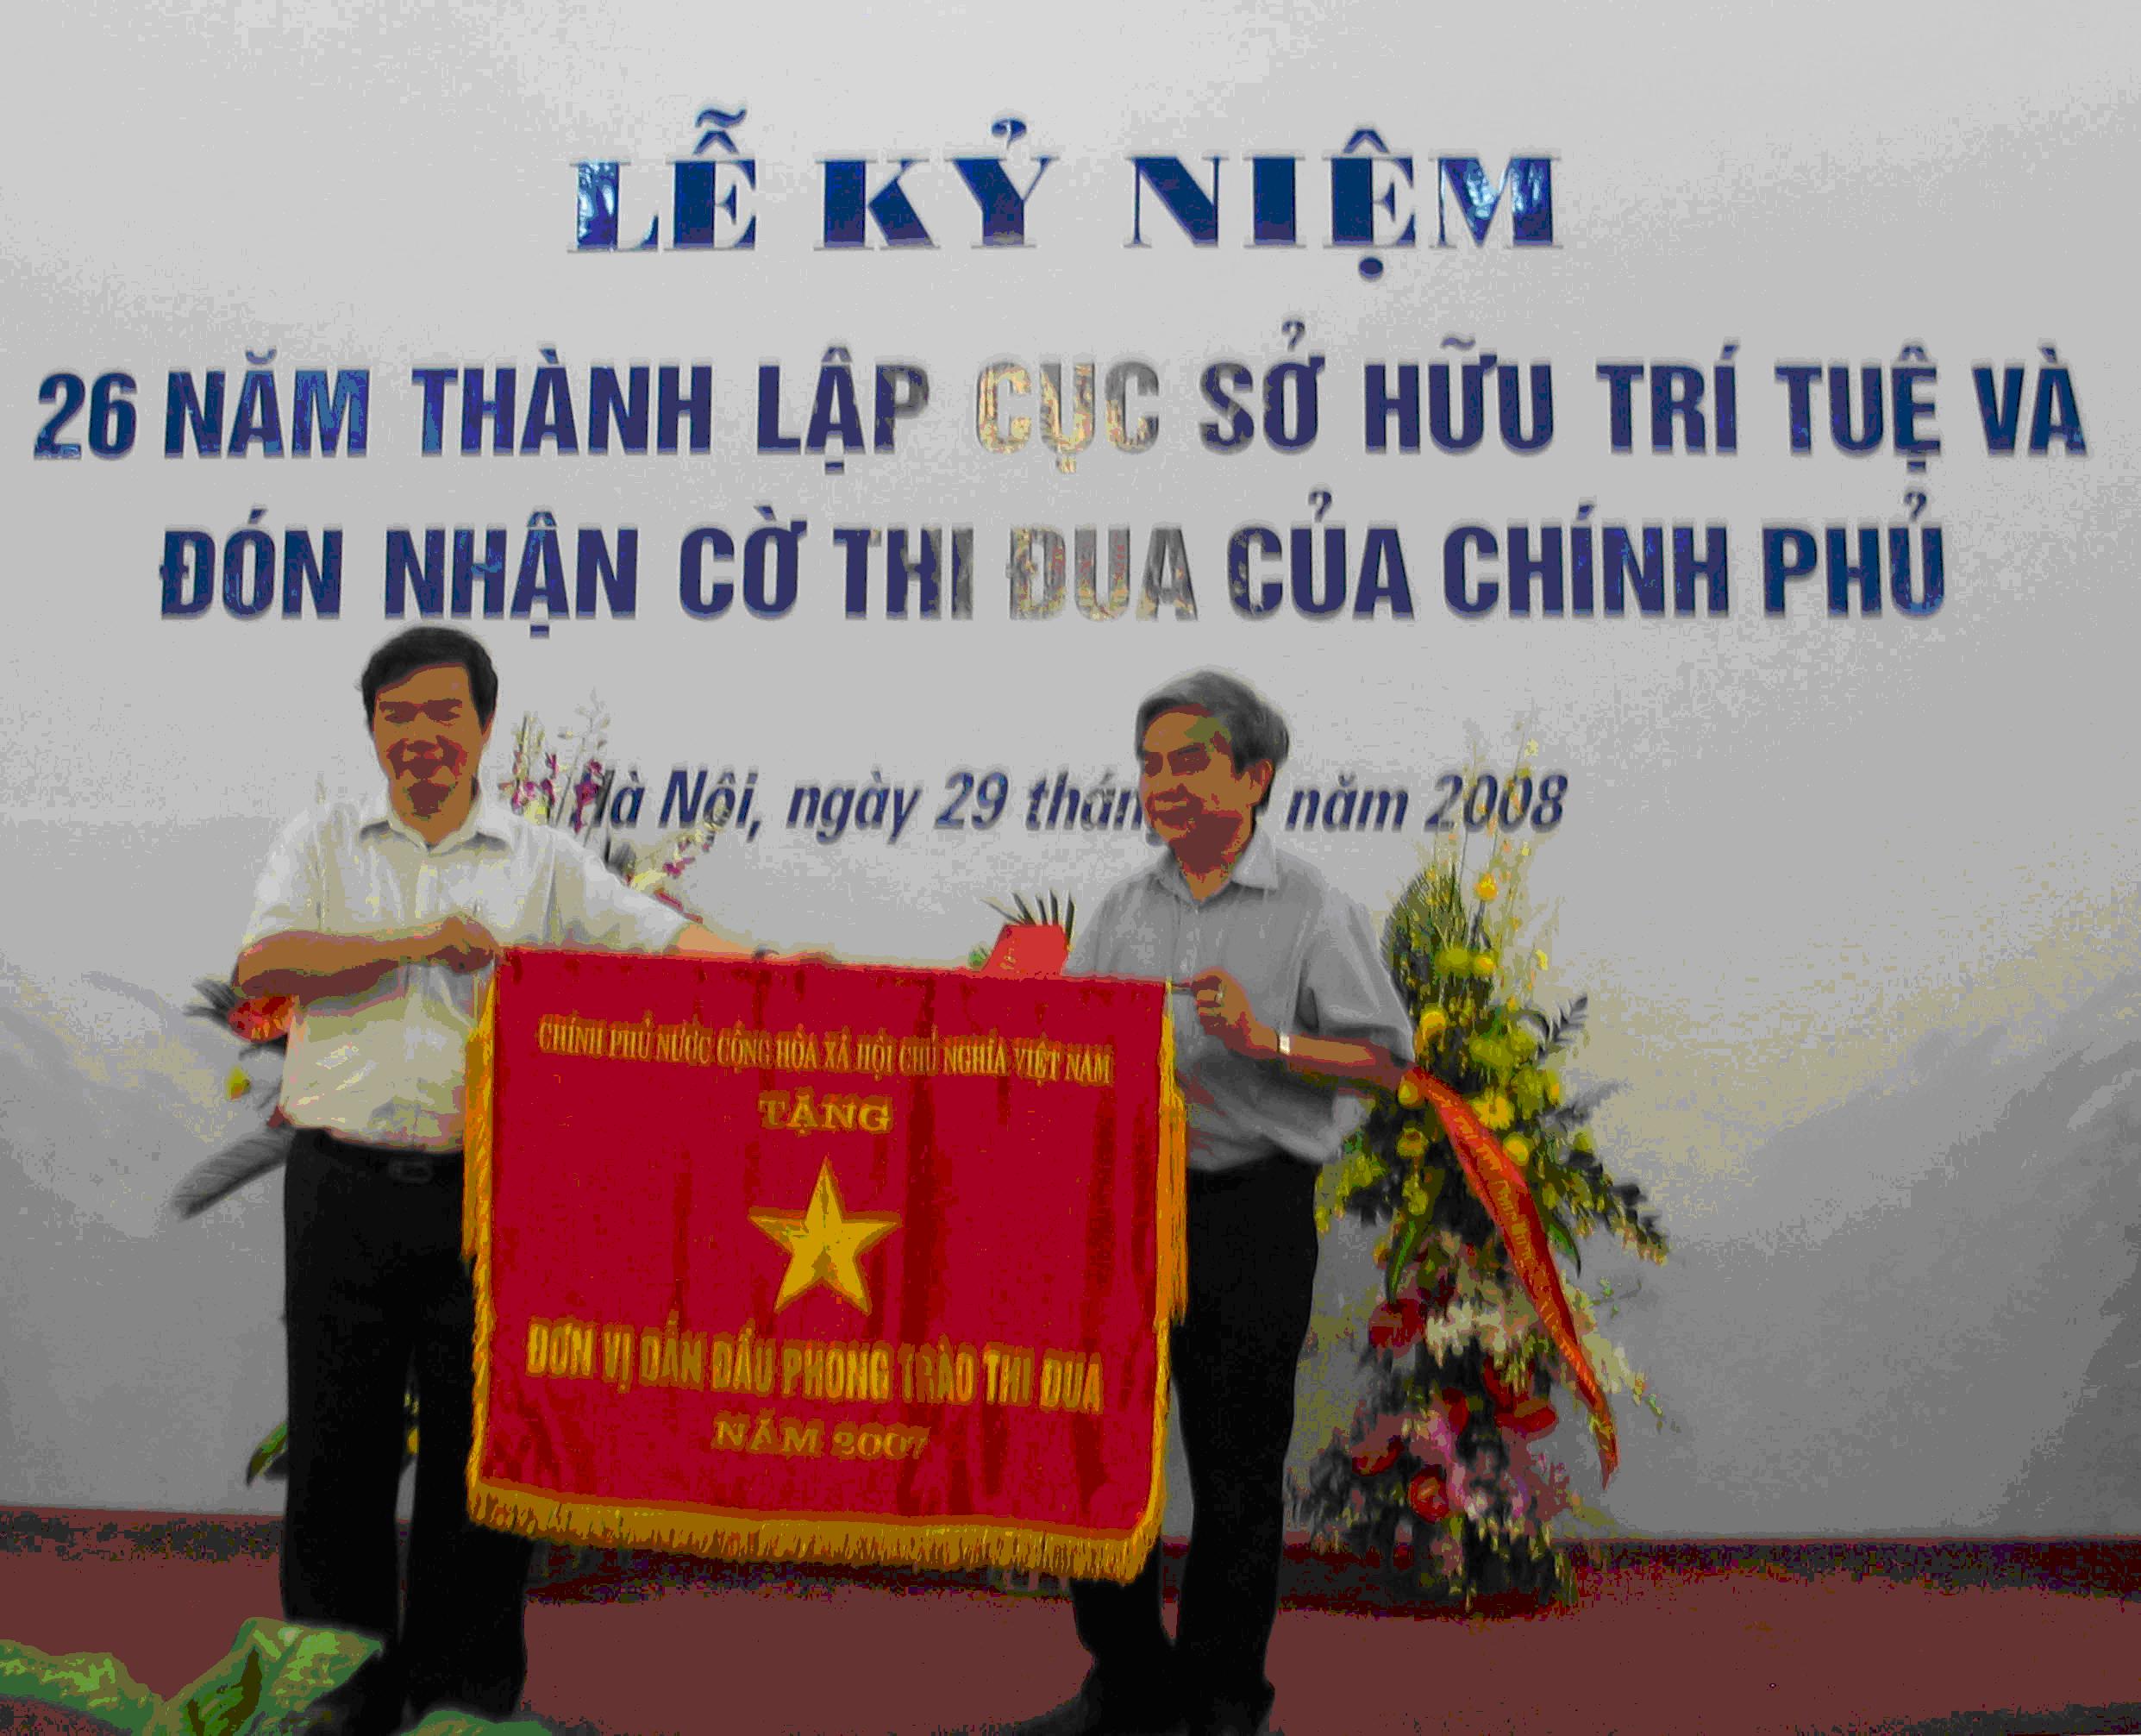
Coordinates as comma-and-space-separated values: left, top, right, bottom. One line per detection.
416, 913, 501, 972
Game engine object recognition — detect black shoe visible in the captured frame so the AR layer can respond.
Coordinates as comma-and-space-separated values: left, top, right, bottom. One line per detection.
1004, 1674, 1186, 1736
1186, 1699, 1270, 1736
287, 1665, 406, 1736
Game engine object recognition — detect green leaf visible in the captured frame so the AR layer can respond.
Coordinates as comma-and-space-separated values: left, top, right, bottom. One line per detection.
1384, 1213, 1430, 1303
182, 1646, 262, 1736
244, 1420, 289, 1485
171, 1127, 296, 1219
1544, 1213, 1581, 1273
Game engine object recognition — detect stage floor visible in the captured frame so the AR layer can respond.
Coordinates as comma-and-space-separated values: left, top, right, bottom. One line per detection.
3, 1514, 2138, 1734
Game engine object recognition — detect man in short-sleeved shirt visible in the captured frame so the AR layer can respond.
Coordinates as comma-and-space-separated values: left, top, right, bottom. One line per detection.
242, 790, 692, 1147
1030, 672, 1412, 1736
235, 627, 758, 1734
1067, 826, 1408, 1176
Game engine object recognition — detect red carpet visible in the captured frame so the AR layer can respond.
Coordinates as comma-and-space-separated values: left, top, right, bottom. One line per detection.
3, 1513, 2138, 1733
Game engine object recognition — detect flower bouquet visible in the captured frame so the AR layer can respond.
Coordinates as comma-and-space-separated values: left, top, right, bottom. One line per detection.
1291, 761, 1668, 1606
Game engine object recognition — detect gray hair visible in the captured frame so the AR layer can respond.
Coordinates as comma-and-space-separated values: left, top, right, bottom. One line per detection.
1134, 669, 1291, 813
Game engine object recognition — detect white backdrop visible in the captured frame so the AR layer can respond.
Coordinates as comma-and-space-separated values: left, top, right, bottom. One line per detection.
4, 0, 2138, 1535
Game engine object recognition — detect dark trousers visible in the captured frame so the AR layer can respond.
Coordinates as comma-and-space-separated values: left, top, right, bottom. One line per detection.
1071, 1154, 1321, 1731
282, 1130, 535, 1721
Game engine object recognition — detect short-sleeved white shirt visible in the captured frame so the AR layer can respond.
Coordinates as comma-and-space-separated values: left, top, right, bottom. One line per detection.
1066, 826, 1414, 1173
240, 790, 688, 1150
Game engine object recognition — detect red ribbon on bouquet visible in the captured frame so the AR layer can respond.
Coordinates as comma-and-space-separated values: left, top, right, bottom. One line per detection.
1402, 1066, 1618, 1483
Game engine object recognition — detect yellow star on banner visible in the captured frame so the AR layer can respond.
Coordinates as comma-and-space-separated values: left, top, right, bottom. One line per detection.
748, 1158, 900, 1313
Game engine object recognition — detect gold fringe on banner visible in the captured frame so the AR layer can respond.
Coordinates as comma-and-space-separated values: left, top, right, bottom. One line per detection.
1097, 987, 1188, 1583
466, 1480, 1169, 1582
1154, 1002, 1188, 1328
462, 982, 498, 1263
462, 978, 505, 1512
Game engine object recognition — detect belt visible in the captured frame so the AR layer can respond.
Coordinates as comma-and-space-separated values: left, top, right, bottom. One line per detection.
311, 1128, 462, 1185
1187, 1150, 1305, 1194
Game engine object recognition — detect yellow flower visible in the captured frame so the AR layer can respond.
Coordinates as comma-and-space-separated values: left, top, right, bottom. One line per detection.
1397, 1073, 1425, 1107
224, 1067, 251, 1100
1504, 1134, 1531, 1164
1414, 1007, 1449, 1048
1543, 1071, 1562, 1106
1396, 1126, 1429, 1160
1534, 949, 1549, 971
1476, 1094, 1515, 1131
1471, 952, 1498, 979
1474, 874, 1499, 902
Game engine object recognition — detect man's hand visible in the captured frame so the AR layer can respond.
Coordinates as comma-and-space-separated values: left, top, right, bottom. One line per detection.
1188, 968, 1275, 1058
670, 924, 841, 965
237, 918, 497, 1001
415, 913, 501, 973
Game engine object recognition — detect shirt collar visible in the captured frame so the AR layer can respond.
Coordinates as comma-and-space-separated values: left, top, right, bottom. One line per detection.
359, 785, 513, 850
1150, 821, 1280, 901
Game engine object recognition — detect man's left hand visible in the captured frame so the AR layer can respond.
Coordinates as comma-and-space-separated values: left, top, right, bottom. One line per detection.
1188, 968, 1275, 1058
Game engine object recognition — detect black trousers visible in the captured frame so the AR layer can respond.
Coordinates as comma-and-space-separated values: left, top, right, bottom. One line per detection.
1070, 1154, 1321, 1731
281, 1130, 535, 1721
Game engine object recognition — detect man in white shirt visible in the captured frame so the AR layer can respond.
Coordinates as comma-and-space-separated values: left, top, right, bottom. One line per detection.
235, 627, 759, 1733
1027, 671, 1412, 1736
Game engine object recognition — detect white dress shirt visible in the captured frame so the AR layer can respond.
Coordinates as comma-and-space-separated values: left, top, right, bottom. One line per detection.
241, 789, 688, 1150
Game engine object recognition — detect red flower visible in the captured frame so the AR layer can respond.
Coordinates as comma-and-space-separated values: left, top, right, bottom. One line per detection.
1406, 1466, 1450, 1522
1503, 1396, 1559, 1440
1352, 1439, 1402, 1476
1367, 1295, 1425, 1352
1480, 1358, 1526, 1411
228, 995, 296, 1044
1438, 1387, 1472, 1435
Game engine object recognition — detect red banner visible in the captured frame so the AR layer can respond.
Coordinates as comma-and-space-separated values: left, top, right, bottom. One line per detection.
462, 951, 1185, 1579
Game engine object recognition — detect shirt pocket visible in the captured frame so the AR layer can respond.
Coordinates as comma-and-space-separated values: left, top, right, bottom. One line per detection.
459, 863, 548, 949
